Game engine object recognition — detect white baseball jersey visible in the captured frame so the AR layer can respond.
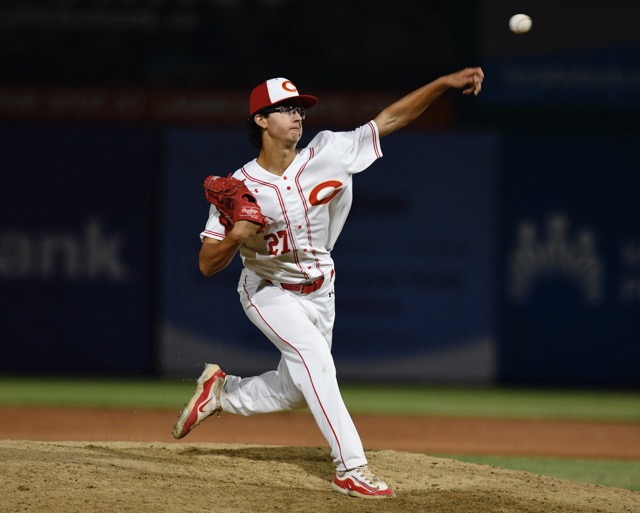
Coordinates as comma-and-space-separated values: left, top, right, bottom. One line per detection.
199, 120, 382, 472
201, 121, 382, 283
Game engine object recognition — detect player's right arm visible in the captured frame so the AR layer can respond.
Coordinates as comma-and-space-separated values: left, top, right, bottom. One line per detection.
199, 221, 260, 277
373, 67, 484, 138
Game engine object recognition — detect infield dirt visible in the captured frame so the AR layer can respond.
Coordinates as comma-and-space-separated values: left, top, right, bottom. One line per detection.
1, 407, 638, 513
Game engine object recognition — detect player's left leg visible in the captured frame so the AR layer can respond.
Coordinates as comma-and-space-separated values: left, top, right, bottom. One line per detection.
224, 269, 367, 471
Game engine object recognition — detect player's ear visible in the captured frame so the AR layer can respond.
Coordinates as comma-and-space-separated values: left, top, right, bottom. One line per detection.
254, 113, 268, 129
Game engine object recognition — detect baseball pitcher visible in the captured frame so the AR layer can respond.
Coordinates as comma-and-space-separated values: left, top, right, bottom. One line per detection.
172, 68, 484, 499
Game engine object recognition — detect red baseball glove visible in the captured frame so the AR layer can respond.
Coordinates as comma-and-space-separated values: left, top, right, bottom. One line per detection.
203, 175, 268, 232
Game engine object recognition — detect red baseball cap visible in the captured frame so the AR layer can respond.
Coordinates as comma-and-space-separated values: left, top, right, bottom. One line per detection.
249, 77, 318, 117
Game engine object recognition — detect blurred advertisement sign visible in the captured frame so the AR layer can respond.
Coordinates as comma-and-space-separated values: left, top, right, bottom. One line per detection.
0, 125, 155, 374
499, 134, 640, 385
479, 1, 640, 107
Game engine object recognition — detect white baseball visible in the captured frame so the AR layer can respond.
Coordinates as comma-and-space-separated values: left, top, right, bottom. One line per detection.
509, 14, 532, 34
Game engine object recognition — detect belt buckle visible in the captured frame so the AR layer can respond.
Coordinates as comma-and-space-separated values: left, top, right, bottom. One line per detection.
299, 280, 314, 293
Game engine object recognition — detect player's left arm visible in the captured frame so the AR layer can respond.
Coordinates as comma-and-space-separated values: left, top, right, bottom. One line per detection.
199, 221, 260, 277
373, 67, 484, 138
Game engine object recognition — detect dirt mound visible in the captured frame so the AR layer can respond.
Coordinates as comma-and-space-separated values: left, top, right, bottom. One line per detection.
1, 440, 637, 513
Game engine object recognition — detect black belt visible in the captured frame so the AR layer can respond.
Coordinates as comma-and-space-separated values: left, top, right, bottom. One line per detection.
267, 275, 325, 295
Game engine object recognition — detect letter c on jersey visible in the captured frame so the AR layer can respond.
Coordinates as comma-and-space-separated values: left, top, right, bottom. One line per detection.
309, 180, 343, 206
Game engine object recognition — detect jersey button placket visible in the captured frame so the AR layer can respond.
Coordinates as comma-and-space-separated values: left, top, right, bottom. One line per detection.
282, 178, 308, 265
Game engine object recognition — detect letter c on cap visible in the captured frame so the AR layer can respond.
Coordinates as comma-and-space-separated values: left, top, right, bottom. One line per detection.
282, 80, 297, 93
309, 180, 343, 206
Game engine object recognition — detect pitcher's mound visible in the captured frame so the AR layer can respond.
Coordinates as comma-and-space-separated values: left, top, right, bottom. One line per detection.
1, 440, 637, 513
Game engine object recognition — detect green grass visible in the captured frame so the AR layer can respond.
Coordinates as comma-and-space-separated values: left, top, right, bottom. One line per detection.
0, 377, 196, 409
0, 377, 639, 422
436, 455, 640, 492
341, 385, 640, 422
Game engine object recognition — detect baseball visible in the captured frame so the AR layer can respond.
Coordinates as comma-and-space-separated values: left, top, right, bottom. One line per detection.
509, 14, 532, 34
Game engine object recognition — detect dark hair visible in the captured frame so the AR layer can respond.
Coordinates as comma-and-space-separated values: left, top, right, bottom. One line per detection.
246, 115, 265, 150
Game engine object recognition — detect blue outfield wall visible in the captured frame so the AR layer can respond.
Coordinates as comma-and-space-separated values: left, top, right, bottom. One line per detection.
0, 124, 156, 375
1, 123, 638, 385
498, 134, 640, 386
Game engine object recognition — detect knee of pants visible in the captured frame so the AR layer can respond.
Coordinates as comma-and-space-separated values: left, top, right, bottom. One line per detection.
289, 347, 337, 381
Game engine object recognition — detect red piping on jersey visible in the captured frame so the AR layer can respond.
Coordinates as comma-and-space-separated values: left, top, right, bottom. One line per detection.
367, 120, 382, 158
202, 229, 225, 240
293, 147, 323, 275
240, 166, 310, 280
240, 275, 348, 469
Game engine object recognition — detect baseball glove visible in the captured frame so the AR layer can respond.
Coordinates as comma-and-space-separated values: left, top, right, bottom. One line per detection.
203, 175, 268, 232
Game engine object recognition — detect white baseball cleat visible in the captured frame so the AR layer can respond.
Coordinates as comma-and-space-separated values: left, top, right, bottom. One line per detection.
172, 363, 226, 439
332, 464, 395, 499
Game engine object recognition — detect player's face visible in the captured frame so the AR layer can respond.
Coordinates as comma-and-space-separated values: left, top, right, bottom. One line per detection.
264, 104, 304, 145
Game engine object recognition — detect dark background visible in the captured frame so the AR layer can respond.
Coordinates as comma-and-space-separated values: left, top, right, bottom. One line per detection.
1, 1, 639, 386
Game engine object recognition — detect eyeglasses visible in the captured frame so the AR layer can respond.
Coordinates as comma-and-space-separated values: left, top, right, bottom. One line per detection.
267, 105, 306, 120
